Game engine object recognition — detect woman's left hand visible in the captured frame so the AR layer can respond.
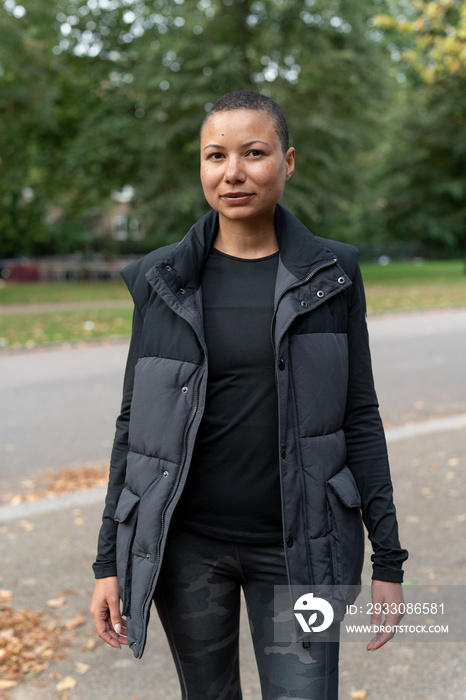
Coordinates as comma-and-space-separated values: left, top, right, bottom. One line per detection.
366, 580, 405, 651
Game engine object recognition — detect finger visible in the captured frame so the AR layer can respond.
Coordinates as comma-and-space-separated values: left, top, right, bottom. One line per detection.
366, 628, 395, 650
370, 610, 382, 631
107, 596, 123, 634
367, 612, 398, 651
91, 607, 126, 649
100, 626, 124, 649
97, 617, 129, 648
108, 620, 129, 646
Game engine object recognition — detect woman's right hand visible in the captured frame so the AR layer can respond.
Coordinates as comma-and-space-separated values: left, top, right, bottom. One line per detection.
90, 576, 128, 649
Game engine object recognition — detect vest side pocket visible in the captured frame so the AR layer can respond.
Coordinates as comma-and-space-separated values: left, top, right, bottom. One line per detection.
114, 487, 141, 617
326, 466, 364, 587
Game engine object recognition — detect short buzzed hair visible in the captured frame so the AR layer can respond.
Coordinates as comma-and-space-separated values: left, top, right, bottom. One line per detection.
201, 90, 289, 153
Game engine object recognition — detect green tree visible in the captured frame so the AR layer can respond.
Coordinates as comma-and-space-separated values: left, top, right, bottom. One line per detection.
1, 0, 402, 255
0, 1, 54, 256
373, 1, 466, 265
376, 79, 466, 263
51, 0, 400, 248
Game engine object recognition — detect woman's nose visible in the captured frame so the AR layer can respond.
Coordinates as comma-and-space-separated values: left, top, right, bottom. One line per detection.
224, 156, 245, 183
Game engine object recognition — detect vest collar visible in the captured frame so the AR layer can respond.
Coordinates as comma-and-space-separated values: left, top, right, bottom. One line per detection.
152, 204, 336, 298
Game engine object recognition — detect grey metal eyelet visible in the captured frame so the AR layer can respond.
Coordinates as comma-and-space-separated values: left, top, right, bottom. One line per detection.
337, 277, 345, 285
316, 290, 325, 298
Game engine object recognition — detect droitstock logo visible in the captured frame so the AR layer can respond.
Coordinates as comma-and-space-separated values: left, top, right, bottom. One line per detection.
294, 593, 334, 634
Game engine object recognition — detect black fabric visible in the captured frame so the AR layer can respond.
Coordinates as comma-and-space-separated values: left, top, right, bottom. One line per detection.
154, 526, 340, 700
173, 248, 282, 542
93, 307, 142, 578
92, 206, 407, 586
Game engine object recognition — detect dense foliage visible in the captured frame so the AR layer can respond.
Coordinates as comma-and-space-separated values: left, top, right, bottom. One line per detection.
0, 0, 465, 263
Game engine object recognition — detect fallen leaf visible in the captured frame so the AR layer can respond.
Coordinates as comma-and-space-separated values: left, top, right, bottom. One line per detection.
351, 692, 368, 699
421, 487, 431, 495
19, 520, 36, 532
47, 597, 65, 609
20, 479, 35, 490
64, 614, 85, 630
0, 605, 66, 682
0, 590, 13, 602
74, 661, 91, 674
81, 639, 97, 651
446, 471, 455, 480
448, 457, 460, 467
0, 680, 18, 689
74, 517, 85, 526
56, 676, 77, 691
1, 464, 109, 505
60, 589, 77, 597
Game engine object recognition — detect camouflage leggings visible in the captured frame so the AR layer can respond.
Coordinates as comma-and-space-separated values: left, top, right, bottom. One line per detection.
154, 527, 339, 700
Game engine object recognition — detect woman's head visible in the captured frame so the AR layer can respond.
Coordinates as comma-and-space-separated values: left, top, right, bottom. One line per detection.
201, 90, 289, 154
200, 91, 295, 230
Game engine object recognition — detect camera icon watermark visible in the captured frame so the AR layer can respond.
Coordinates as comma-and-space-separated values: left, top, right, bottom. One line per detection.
293, 592, 335, 634
272, 585, 464, 643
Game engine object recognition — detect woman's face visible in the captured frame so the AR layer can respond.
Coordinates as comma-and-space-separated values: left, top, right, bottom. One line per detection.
200, 108, 295, 228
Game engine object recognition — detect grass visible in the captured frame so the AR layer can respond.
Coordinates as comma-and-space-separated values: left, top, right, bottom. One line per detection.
0, 308, 133, 349
360, 260, 466, 313
0, 279, 130, 305
360, 259, 465, 285
0, 260, 464, 348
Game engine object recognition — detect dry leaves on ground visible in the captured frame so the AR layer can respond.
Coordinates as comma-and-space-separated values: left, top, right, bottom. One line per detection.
0, 606, 68, 687
74, 661, 90, 675
1, 464, 109, 505
56, 676, 77, 692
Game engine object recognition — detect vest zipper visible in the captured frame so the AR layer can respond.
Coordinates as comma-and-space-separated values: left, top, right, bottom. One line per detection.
136, 365, 206, 658
270, 257, 338, 386
271, 255, 338, 596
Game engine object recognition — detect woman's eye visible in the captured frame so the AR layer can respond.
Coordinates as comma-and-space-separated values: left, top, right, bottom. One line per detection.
208, 152, 224, 160
248, 149, 263, 157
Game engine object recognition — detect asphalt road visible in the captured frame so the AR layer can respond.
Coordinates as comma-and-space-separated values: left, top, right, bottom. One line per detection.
1, 308, 466, 493
1, 308, 466, 700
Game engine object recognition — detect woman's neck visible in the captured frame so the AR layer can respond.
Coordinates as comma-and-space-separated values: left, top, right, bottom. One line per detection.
214, 215, 278, 259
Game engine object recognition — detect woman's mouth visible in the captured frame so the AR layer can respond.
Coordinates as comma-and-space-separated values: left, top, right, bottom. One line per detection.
220, 192, 255, 205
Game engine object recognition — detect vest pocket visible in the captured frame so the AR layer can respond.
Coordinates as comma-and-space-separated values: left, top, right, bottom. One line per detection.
114, 487, 141, 617
326, 466, 364, 587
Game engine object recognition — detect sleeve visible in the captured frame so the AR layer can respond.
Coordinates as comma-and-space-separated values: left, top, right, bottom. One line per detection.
92, 306, 142, 579
343, 265, 408, 582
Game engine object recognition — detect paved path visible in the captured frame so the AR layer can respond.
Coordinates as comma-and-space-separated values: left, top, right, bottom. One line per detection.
1, 413, 464, 699
2, 307, 466, 492
1, 307, 465, 699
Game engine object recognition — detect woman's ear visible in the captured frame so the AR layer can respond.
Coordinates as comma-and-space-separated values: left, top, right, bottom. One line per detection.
285, 147, 295, 181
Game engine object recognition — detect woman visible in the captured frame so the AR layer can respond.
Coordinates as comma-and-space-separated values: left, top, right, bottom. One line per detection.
90, 90, 408, 699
